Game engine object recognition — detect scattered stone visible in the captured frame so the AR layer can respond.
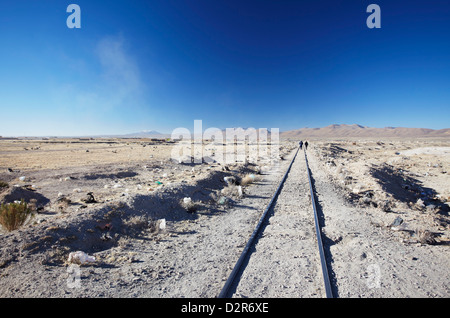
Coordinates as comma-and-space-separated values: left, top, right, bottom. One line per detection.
218, 196, 228, 205
224, 176, 237, 186
67, 251, 96, 265
391, 216, 409, 231
379, 199, 394, 212
415, 198, 426, 210
100, 232, 112, 241
96, 222, 113, 231
81, 192, 97, 204
181, 197, 196, 212
237, 185, 243, 197
426, 204, 437, 213
158, 218, 166, 230
392, 216, 403, 227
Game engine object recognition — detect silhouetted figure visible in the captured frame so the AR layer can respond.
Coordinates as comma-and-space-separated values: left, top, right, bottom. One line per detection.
304, 141, 309, 150
299, 141, 303, 149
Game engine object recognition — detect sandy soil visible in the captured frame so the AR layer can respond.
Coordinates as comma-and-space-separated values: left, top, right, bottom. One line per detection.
0, 137, 448, 298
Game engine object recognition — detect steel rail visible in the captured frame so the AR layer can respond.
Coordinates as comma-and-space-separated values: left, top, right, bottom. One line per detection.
304, 149, 334, 298
218, 146, 300, 298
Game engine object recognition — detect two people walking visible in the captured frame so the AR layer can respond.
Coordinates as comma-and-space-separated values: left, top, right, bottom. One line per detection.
299, 140, 308, 150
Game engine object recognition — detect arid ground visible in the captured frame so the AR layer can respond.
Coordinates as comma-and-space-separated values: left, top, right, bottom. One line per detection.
0, 137, 448, 297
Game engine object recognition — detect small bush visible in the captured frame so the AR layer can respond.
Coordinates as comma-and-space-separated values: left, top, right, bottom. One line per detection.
0, 199, 34, 231
181, 197, 197, 213
221, 184, 243, 198
416, 229, 436, 245
0, 181, 8, 190
240, 174, 258, 186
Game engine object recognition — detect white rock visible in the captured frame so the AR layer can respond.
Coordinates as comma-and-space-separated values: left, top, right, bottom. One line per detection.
237, 185, 243, 197
224, 176, 236, 185
183, 197, 192, 204
68, 251, 95, 264
159, 218, 166, 230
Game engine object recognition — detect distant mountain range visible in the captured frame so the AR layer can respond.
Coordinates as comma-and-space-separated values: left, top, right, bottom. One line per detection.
280, 124, 450, 139
107, 125, 450, 139
119, 130, 168, 138
4, 125, 449, 139
77, 130, 170, 139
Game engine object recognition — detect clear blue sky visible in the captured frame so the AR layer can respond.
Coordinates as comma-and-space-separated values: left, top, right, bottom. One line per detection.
0, 0, 449, 136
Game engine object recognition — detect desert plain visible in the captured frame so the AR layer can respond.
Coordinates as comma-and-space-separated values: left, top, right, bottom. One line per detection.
0, 135, 448, 297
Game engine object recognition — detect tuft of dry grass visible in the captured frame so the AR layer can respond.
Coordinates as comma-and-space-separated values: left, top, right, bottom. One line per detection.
416, 229, 436, 245
240, 173, 259, 186
0, 199, 34, 231
123, 215, 150, 235
123, 215, 166, 236
221, 184, 243, 198
0, 181, 9, 189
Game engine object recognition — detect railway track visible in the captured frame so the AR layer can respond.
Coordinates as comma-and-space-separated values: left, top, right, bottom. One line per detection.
218, 145, 334, 298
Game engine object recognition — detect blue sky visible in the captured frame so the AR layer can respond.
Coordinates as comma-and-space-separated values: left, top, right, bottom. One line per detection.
0, 0, 449, 136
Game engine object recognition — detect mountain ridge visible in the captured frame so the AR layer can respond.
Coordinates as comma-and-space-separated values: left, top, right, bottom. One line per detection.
280, 124, 450, 138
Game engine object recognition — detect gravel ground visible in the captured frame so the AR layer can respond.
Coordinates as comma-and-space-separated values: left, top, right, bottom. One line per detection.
0, 144, 294, 298
1, 139, 448, 298
307, 145, 449, 297
233, 149, 325, 297
224, 145, 449, 298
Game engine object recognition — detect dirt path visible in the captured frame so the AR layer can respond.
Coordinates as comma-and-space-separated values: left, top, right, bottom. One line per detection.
232, 149, 325, 297
224, 146, 449, 298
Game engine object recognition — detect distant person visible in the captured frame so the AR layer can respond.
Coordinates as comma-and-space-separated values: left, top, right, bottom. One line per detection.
304, 141, 308, 150
299, 141, 303, 149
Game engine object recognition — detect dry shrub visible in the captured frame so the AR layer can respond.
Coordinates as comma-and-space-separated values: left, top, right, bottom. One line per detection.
416, 230, 436, 245
123, 215, 150, 235
221, 184, 243, 198
0, 199, 33, 231
240, 174, 258, 186
181, 197, 197, 212
123, 215, 165, 236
